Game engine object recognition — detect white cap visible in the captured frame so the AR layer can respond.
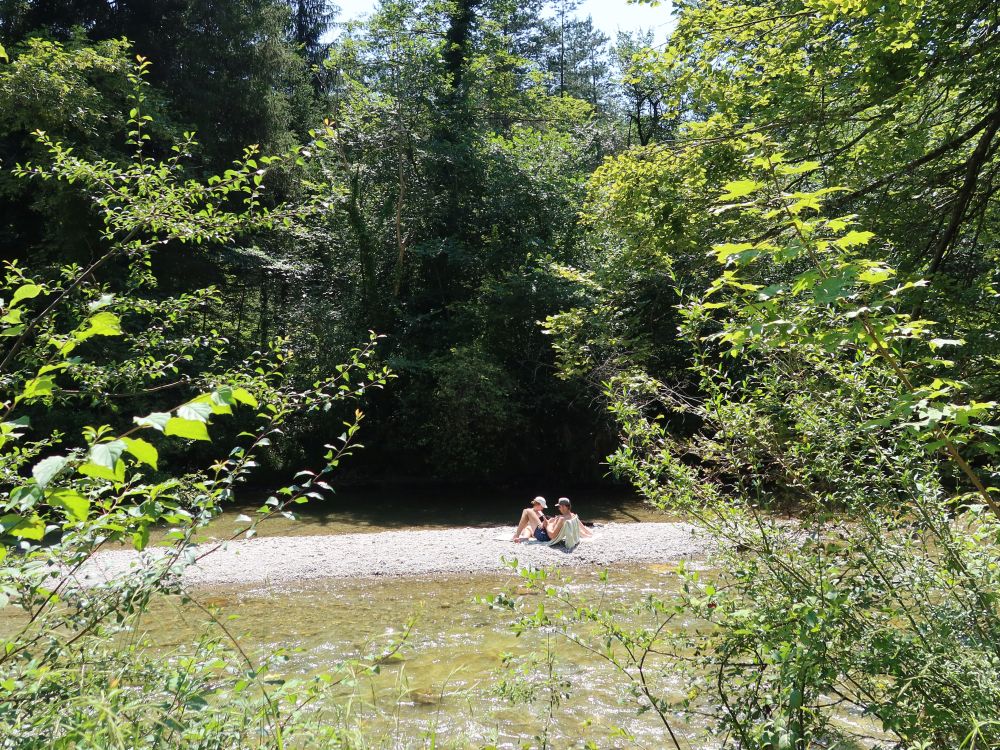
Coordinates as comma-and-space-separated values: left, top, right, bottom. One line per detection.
532, 496, 548, 508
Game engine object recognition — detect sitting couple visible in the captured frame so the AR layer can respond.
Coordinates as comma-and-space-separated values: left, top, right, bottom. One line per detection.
512, 496, 593, 550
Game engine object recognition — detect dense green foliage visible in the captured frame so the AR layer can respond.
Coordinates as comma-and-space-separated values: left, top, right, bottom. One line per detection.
0, 4, 632, 745
1, 0, 642, 482
3, 0, 1000, 746
532, 0, 1000, 747
0, 60, 395, 745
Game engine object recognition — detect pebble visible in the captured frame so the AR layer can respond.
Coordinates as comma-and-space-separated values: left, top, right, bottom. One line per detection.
76, 522, 707, 589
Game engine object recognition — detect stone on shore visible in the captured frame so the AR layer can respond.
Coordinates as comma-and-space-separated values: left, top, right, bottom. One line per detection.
76, 522, 706, 588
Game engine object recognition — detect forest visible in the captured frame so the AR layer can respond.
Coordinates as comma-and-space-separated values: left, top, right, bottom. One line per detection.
2, 0, 1000, 747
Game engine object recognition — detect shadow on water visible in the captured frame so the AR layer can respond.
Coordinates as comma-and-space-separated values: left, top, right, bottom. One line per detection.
173, 486, 676, 542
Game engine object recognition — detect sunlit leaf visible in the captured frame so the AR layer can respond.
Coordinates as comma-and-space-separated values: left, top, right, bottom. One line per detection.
19, 376, 55, 401
11, 284, 43, 307
835, 231, 875, 248
232, 387, 259, 409
857, 267, 894, 284
164, 417, 210, 441
134, 412, 171, 432
79, 460, 126, 483
712, 242, 755, 263
123, 437, 158, 470
718, 180, 762, 200
133, 524, 150, 551
80, 311, 122, 337
2, 514, 46, 540
48, 489, 90, 522
177, 401, 213, 422
32, 455, 68, 489
89, 440, 126, 469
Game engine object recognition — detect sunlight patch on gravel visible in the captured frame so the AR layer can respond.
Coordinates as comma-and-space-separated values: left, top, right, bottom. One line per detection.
78, 522, 707, 588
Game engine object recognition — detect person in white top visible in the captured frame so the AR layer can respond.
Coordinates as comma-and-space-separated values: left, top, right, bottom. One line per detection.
512, 496, 549, 542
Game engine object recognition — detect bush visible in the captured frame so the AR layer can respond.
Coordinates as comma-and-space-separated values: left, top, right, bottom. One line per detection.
0, 59, 391, 748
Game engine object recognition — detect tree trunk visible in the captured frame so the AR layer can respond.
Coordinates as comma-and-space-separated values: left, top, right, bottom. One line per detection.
344, 171, 378, 319
444, 0, 479, 94
258, 277, 269, 349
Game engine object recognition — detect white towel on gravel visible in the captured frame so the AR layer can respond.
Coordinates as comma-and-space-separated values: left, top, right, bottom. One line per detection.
548, 516, 581, 550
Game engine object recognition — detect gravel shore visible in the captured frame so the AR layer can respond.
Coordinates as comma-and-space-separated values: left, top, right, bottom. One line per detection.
79, 522, 706, 588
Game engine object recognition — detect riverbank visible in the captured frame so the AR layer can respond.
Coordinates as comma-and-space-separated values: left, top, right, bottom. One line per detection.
78, 522, 706, 588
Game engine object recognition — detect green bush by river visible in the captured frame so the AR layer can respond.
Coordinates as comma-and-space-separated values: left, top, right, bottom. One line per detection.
3, 0, 1000, 746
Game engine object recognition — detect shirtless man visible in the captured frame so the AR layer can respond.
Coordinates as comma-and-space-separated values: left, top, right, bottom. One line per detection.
547, 497, 594, 539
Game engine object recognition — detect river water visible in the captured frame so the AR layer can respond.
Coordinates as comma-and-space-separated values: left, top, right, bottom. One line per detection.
3, 490, 885, 747
7, 490, 717, 747
178, 486, 677, 541
134, 564, 712, 749
141, 490, 710, 747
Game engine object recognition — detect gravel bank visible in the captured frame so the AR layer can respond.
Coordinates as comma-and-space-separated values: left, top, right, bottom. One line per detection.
79, 522, 706, 588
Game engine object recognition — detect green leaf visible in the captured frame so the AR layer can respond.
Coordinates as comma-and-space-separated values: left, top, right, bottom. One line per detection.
0, 43, 8, 63
19, 376, 55, 401
133, 524, 150, 551
48, 489, 90, 522
2, 515, 46, 540
857, 267, 894, 285
177, 401, 213, 422
718, 180, 763, 200
123, 437, 158, 470
835, 231, 875, 248
199, 390, 234, 415
232, 387, 259, 409
11, 284, 43, 307
90, 440, 126, 469
10, 484, 42, 506
78, 460, 126, 483
1, 307, 23, 324
81, 311, 122, 337
928, 338, 964, 351
165, 417, 210, 441
712, 242, 755, 264
37, 362, 70, 376
775, 161, 820, 176
134, 412, 171, 432
211, 386, 235, 405
813, 276, 850, 304
32, 455, 68, 489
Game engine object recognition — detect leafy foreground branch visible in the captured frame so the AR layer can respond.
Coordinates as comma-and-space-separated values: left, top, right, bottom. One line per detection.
0, 62, 395, 749
536, 150, 1000, 749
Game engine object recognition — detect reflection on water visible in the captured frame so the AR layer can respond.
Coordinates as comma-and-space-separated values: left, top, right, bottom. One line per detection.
129, 565, 713, 748
159, 486, 676, 543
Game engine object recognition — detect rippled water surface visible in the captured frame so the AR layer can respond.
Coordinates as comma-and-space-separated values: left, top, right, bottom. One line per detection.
132, 564, 712, 749
2, 488, 882, 748
4, 489, 716, 747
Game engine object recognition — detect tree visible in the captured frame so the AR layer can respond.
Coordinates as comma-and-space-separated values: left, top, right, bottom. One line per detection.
318, 0, 613, 477
288, 0, 336, 66
0, 60, 392, 745
539, 1, 1000, 745
611, 30, 674, 146
0, 0, 316, 165
544, 11, 611, 106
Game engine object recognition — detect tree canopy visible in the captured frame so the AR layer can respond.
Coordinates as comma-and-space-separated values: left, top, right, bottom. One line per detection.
3, 0, 1000, 745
